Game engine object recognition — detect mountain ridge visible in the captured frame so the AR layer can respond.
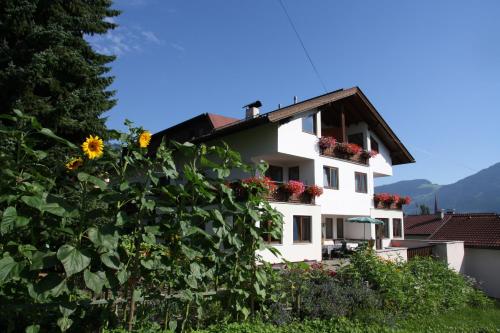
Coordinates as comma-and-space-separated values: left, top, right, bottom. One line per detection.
375, 162, 500, 214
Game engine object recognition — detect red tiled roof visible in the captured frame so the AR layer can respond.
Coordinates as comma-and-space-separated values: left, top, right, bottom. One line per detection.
207, 113, 238, 129
405, 214, 447, 235
429, 213, 500, 249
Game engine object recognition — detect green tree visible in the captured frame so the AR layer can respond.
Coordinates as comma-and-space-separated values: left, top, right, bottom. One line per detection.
0, 0, 119, 141
419, 204, 431, 215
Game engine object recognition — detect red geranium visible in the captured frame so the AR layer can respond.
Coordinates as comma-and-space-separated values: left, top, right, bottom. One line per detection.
399, 196, 411, 205
282, 180, 305, 195
346, 143, 363, 155
391, 194, 401, 204
374, 193, 393, 204
242, 176, 277, 192
306, 185, 324, 197
318, 136, 336, 149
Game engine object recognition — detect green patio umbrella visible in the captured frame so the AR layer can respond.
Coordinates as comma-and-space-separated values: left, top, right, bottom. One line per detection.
346, 217, 384, 241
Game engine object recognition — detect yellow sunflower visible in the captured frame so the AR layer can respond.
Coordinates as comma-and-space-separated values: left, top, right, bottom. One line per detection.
65, 157, 83, 171
138, 131, 152, 148
82, 135, 104, 159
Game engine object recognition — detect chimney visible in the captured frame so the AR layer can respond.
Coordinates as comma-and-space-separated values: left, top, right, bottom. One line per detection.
243, 100, 262, 119
440, 209, 445, 219
293, 96, 298, 104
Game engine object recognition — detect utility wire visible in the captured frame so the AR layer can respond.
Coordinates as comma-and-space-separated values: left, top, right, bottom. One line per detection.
277, 0, 328, 93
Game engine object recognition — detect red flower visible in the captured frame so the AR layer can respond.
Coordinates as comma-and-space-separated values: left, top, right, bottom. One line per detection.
242, 176, 277, 192
346, 143, 363, 155
318, 136, 336, 149
399, 196, 411, 205
374, 193, 393, 204
391, 194, 400, 204
282, 180, 305, 195
306, 185, 324, 197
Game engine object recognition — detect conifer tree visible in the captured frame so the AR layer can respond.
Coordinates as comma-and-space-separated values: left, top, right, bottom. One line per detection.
0, 0, 120, 141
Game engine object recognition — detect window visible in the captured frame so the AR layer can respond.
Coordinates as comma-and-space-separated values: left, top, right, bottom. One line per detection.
393, 218, 402, 238
323, 166, 339, 189
288, 166, 300, 181
355, 172, 367, 193
376, 218, 389, 239
370, 136, 379, 153
336, 218, 344, 239
266, 165, 283, 182
324, 218, 333, 239
293, 216, 312, 242
302, 114, 317, 135
261, 221, 281, 244
348, 133, 365, 149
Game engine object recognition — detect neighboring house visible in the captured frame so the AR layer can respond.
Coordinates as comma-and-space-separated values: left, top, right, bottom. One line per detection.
404, 212, 448, 239
153, 87, 415, 263
428, 213, 500, 298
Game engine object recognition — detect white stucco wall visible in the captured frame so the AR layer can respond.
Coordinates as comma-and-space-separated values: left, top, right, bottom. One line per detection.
316, 156, 372, 216
464, 248, 500, 298
277, 112, 320, 159
368, 131, 393, 176
430, 241, 465, 273
258, 202, 322, 264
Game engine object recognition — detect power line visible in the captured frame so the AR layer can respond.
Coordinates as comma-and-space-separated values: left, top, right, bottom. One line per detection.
277, 0, 328, 93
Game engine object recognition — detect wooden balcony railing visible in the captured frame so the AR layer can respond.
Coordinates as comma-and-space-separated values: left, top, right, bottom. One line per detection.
265, 187, 315, 205
319, 147, 369, 165
407, 245, 434, 260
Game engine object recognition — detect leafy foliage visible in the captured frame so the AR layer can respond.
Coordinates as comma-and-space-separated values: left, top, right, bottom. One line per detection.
0, 111, 283, 332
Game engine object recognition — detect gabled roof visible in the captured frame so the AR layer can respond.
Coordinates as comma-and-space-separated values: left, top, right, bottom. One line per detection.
405, 214, 449, 236
207, 113, 238, 129
153, 87, 415, 165
429, 213, 500, 249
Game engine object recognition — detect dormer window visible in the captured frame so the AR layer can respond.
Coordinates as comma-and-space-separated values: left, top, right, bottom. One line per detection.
302, 113, 317, 135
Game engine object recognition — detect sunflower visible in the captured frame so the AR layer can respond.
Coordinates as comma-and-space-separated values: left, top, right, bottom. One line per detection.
82, 135, 104, 159
138, 131, 152, 148
65, 157, 83, 171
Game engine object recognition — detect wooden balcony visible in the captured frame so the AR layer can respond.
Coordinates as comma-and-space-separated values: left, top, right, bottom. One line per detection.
265, 188, 315, 205
319, 146, 369, 165
407, 245, 434, 260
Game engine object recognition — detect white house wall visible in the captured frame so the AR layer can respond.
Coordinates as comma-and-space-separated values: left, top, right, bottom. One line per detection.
277, 112, 319, 159
369, 131, 393, 177
316, 156, 373, 216
258, 202, 322, 264
464, 248, 500, 298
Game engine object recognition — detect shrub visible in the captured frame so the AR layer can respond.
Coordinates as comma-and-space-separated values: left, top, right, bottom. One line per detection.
339, 248, 492, 317
0, 111, 284, 332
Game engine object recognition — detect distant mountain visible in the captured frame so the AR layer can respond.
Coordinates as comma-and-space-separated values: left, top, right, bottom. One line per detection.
375, 162, 500, 214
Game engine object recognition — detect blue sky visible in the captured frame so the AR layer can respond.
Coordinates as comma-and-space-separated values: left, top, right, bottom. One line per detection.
89, 0, 500, 186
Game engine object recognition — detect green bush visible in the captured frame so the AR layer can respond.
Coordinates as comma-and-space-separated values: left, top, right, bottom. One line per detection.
0, 112, 283, 332
339, 248, 492, 316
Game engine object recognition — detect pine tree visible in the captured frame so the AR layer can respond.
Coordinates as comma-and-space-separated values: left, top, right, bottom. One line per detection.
0, 0, 120, 142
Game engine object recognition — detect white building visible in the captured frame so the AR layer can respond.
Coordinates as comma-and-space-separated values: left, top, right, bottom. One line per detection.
153, 87, 415, 263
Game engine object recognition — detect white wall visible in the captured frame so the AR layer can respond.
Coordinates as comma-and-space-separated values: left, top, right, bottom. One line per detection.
430, 241, 465, 273
464, 248, 500, 298
277, 112, 320, 159
258, 202, 322, 264
316, 156, 372, 216
368, 131, 393, 177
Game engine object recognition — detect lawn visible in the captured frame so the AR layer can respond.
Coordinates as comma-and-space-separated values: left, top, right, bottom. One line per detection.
105, 303, 500, 333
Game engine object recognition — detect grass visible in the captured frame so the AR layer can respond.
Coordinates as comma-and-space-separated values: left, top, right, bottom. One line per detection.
399, 304, 500, 332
